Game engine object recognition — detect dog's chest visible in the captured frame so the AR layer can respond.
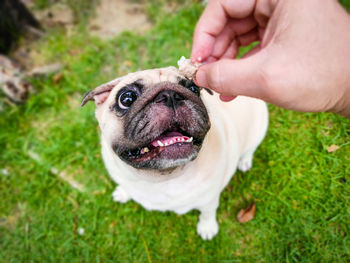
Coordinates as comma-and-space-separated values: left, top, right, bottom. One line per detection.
101, 116, 241, 214
110, 165, 221, 214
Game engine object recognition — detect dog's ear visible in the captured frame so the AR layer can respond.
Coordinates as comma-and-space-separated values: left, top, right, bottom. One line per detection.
81, 77, 122, 107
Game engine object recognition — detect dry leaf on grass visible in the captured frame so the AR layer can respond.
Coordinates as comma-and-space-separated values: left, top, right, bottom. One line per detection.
237, 203, 256, 223
327, 144, 340, 153
69, 49, 82, 56
53, 72, 63, 84
123, 61, 133, 67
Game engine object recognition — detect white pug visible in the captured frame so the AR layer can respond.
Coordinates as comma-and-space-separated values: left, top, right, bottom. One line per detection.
81, 65, 268, 240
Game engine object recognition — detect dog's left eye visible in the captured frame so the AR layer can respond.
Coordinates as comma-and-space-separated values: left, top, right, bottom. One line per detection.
118, 90, 138, 110
187, 85, 200, 95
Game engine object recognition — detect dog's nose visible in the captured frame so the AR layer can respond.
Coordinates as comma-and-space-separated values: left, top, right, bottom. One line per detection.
153, 90, 184, 109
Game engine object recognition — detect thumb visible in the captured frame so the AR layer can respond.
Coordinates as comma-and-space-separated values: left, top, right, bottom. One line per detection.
195, 53, 268, 100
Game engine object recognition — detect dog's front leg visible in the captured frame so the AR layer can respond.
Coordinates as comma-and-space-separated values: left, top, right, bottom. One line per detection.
112, 185, 131, 203
196, 196, 220, 240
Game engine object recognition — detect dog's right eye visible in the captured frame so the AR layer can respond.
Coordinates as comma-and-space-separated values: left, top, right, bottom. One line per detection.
118, 90, 138, 110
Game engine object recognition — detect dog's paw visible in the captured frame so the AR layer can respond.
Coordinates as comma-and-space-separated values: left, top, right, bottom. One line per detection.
238, 153, 253, 172
197, 218, 219, 240
112, 186, 131, 203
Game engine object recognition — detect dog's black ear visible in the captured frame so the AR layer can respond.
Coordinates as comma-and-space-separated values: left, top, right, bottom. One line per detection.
81, 77, 122, 107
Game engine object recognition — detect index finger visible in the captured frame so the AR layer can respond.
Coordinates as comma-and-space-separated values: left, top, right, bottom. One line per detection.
191, 0, 256, 62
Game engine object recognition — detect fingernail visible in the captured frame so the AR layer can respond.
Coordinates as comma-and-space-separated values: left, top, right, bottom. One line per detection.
191, 48, 202, 61
195, 69, 208, 88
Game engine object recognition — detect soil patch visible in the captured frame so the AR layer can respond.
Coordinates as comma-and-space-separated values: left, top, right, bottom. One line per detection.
89, 0, 152, 39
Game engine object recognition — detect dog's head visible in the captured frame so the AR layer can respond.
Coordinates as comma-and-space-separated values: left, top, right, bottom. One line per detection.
81, 66, 210, 170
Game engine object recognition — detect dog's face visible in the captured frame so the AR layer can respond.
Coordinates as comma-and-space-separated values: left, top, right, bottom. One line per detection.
81, 67, 210, 170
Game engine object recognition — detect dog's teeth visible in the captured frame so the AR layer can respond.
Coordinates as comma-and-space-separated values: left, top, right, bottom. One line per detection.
157, 140, 164, 147
170, 140, 173, 144
143, 147, 149, 153
187, 137, 193, 142
181, 138, 185, 142
165, 142, 168, 146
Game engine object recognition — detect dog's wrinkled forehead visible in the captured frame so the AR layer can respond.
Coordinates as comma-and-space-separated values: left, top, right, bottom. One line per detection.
115, 66, 180, 91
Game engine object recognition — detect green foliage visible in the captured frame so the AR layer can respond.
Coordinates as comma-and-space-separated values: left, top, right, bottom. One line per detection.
32, 0, 51, 9
65, 0, 99, 24
340, 0, 350, 11
1, 2, 350, 263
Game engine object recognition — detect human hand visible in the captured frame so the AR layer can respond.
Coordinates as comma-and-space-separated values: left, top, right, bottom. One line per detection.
191, 0, 350, 118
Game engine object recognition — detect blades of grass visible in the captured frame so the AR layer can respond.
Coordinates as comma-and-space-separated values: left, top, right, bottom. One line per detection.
142, 236, 153, 263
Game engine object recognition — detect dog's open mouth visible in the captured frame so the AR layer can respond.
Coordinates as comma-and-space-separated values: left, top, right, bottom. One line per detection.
120, 130, 203, 165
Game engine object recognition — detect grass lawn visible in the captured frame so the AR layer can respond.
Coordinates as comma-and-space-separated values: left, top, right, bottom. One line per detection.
1, 1, 349, 262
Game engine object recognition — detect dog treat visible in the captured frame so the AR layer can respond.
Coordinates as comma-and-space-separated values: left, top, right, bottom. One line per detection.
177, 56, 201, 79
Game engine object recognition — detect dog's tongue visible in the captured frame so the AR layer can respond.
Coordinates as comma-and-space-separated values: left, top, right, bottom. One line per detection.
151, 132, 190, 147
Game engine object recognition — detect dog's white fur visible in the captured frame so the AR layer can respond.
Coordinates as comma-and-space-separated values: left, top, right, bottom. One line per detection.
94, 67, 268, 240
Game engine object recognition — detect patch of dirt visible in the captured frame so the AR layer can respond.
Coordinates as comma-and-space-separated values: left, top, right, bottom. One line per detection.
89, 0, 152, 39
0, 203, 27, 229
32, 2, 74, 28
13, 0, 151, 68
10, 1, 75, 69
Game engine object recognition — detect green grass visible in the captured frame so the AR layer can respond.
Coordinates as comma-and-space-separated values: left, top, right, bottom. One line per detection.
1, 1, 350, 262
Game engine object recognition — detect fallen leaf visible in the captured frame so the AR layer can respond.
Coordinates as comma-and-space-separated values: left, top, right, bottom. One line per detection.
53, 72, 63, 84
69, 49, 82, 56
90, 24, 100, 30
123, 61, 133, 67
327, 144, 340, 153
109, 221, 117, 229
237, 203, 256, 223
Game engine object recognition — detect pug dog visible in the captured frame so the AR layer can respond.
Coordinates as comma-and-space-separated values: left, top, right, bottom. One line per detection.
81, 65, 268, 240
